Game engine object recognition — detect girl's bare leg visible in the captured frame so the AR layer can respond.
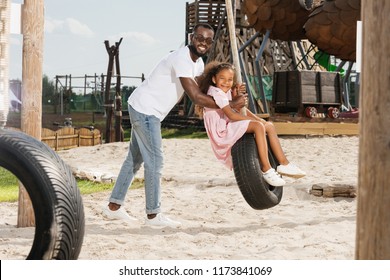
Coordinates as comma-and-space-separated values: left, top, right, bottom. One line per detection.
264, 122, 289, 165
246, 121, 272, 172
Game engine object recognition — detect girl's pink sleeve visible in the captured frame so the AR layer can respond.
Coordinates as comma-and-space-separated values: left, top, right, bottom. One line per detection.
209, 88, 229, 109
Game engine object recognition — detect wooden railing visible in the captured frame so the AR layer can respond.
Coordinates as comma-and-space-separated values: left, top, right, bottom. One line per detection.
41, 127, 102, 151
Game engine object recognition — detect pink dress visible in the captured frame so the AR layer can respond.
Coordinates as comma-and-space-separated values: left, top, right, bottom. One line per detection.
203, 86, 251, 170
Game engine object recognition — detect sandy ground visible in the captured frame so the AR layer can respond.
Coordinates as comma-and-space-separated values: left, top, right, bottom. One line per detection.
0, 135, 359, 259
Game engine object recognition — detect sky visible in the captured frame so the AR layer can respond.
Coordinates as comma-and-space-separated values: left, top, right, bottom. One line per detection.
10, 0, 193, 87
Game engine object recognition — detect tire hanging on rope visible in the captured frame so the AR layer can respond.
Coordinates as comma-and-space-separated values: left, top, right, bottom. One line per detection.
231, 133, 283, 210
0, 128, 85, 259
226, 0, 282, 209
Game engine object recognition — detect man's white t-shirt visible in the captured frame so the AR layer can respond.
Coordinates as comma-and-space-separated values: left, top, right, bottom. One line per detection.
128, 46, 204, 121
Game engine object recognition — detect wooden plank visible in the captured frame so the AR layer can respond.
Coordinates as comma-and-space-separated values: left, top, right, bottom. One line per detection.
275, 122, 325, 135
41, 127, 102, 150
274, 122, 359, 136
41, 127, 56, 148
310, 183, 357, 198
322, 122, 359, 135
56, 145, 78, 151
79, 127, 102, 146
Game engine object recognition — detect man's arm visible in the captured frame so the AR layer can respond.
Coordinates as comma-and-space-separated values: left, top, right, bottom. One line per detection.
180, 77, 218, 108
180, 77, 247, 109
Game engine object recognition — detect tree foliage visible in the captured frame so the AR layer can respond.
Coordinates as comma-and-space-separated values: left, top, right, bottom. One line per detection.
42, 75, 55, 105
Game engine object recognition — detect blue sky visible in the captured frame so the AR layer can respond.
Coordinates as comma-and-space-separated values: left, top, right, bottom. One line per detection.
10, 0, 192, 87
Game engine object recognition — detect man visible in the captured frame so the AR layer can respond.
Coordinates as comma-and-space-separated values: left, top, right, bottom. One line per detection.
102, 23, 247, 228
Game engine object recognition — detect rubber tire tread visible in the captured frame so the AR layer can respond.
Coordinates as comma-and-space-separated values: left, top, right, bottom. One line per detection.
231, 133, 283, 210
0, 128, 85, 259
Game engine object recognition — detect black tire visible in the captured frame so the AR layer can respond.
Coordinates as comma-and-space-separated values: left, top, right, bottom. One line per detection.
0, 128, 85, 259
231, 133, 283, 210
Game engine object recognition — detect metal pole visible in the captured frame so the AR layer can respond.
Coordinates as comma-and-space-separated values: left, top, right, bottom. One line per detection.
254, 30, 270, 114
238, 32, 261, 114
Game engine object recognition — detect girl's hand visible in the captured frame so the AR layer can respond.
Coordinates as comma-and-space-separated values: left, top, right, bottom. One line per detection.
230, 83, 248, 110
237, 83, 247, 95
231, 83, 246, 97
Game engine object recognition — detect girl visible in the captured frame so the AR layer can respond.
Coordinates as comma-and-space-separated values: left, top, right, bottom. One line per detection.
199, 62, 305, 187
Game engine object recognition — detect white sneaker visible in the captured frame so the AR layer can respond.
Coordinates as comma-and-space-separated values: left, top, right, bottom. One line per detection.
144, 213, 181, 228
277, 163, 306, 178
102, 205, 138, 223
262, 168, 286, 187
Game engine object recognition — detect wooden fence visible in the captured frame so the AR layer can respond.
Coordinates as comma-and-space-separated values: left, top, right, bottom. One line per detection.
41, 127, 102, 151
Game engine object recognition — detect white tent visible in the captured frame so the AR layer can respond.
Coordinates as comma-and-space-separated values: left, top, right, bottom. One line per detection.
9, 88, 21, 111
9, 89, 21, 104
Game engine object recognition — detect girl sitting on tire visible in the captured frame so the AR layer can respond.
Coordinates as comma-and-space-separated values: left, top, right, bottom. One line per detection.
199, 62, 306, 187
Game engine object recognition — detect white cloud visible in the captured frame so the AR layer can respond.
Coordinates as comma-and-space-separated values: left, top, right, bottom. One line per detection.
45, 18, 64, 33
65, 18, 94, 38
45, 17, 94, 38
109, 31, 159, 45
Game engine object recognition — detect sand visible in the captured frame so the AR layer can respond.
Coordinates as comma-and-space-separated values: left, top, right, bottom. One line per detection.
0, 135, 359, 259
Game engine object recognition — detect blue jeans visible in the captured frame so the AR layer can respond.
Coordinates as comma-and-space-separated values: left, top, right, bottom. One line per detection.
109, 104, 163, 215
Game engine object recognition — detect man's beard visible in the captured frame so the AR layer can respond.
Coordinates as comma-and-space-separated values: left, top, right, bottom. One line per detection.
188, 45, 206, 58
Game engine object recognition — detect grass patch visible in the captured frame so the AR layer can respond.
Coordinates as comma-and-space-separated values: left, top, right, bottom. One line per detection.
123, 128, 207, 142
0, 167, 145, 203
122, 127, 207, 141
0, 167, 19, 202
161, 128, 207, 139
77, 177, 144, 195
77, 180, 114, 195
0, 126, 205, 202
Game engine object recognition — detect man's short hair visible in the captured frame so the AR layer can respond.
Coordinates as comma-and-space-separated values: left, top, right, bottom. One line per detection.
193, 23, 214, 33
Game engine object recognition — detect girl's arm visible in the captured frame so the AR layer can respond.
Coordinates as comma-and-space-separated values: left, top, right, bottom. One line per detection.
245, 109, 267, 124
221, 105, 256, 122
222, 104, 268, 124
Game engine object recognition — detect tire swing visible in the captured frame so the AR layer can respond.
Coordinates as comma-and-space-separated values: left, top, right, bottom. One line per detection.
231, 133, 283, 210
0, 128, 85, 259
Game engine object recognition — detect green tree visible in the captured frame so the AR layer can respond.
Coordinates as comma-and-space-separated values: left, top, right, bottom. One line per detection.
121, 85, 137, 107
42, 75, 55, 105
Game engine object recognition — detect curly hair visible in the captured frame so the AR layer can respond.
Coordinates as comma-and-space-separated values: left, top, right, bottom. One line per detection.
198, 61, 236, 94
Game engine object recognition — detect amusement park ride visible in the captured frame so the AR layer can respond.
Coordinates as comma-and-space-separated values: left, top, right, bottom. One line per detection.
183, 0, 360, 120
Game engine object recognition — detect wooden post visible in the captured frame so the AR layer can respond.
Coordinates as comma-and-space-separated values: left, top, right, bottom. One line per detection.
356, 0, 390, 259
104, 40, 115, 143
225, 0, 241, 82
225, 0, 246, 115
104, 38, 122, 143
114, 39, 123, 142
0, 0, 10, 129
18, 0, 45, 227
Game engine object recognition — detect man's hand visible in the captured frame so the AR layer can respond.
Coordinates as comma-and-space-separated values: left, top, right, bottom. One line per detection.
230, 83, 248, 110
230, 93, 248, 110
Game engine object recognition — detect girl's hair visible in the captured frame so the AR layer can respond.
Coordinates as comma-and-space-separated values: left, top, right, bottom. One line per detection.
198, 61, 236, 93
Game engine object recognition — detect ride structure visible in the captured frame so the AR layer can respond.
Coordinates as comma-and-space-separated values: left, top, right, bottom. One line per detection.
181, 0, 360, 120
